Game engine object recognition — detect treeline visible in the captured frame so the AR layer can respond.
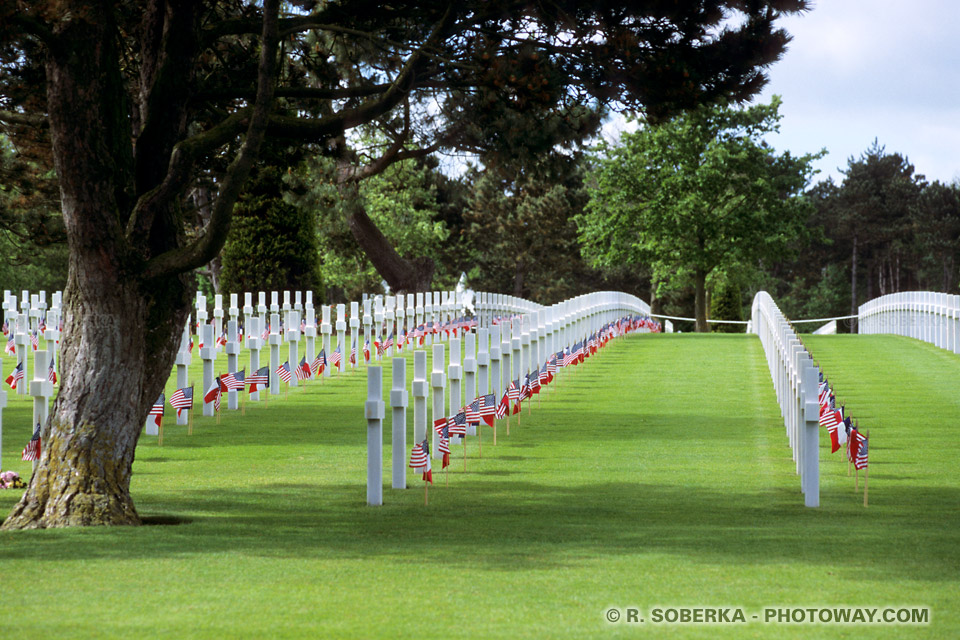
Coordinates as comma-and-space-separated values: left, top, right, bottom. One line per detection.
760, 140, 960, 329
3, 129, 956, 326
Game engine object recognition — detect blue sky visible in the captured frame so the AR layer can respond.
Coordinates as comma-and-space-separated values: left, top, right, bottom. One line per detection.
602, 1, 960, 186
755, 0, 960, 185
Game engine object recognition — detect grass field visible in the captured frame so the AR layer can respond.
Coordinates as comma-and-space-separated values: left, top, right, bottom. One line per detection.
0, 333, 956, 638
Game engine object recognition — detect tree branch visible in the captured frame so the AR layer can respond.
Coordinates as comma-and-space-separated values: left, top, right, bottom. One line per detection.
141, 0, 281, 280
125, 110, 247, 242
0, 109, 48, 128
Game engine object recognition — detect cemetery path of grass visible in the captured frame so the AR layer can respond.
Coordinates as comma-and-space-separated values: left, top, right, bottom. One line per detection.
0, 334, 956, 638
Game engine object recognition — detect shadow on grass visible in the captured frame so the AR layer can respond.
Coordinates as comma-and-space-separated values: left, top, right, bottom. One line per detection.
3, 480, 957, 582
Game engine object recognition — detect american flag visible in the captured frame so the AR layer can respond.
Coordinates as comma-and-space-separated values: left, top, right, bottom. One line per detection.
228, 369, 246, 390
819, 405, 839, 428
261, 324, 269, 341
818, 381, 830, 409
824, 409, 844, 453
1, 319, 7, 335
30, 330, 38, 351
409, 439, 432, 483
5, 361, 24, 390
149, 393, 164, 428
382, 332, 394, 352
530, 367, 541, 395
216, 331, 227, 347
437, 435, 451, 469
507, 379, 520, 413
447, 410, 467, 437
21, 422, 41, 461
221, 371, 238, 391
556, 350, 565, 369
4, 333, 14, 354
433, 417, 449, 439
349, 339, 357, 365
853, 432, 868, 470
294, 356, 309, 381
247, 366, 269, 392
169, 386, 194, 416
312, 349, 326, 375
277, 361, 292, 383
539, 363, 551, 386
48, 356, 57, 385
330, 345, 342, 368
363, 339, 370, 363
466, 398, 481, 426
520, 373, 531, 401
479, 393, 497, 427
188, 336, 194, 353
204, 377, 222, 412
563, 346, 575, 367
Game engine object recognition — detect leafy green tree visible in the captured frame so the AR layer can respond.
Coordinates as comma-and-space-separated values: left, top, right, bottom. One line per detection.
914, 181, 960, 291
581, 97, 821, 332
709, 272, 744, 332
834, 141, 925, 328
289, 154, 450, 300
220, 167, 320, 295
460, 154, 594, 303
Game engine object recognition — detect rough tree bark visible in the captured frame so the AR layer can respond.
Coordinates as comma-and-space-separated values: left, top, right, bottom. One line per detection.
2, 0, 279, 530
694, 267, 709, 333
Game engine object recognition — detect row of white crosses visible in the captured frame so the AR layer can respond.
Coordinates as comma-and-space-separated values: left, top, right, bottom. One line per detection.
750, 291, 820, 508
366, 291, 652, 505
1, 289, 62, 472
857, 290, 960, 353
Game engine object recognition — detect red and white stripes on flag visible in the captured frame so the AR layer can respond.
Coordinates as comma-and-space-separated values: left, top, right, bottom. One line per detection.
21, 423, 41, 461
247, 366, 269, 392
169, 386, 194, 416
409, 439, 432, 483
277, 361, 292, 383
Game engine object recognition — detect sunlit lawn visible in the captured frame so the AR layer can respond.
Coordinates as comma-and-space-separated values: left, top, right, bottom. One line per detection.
0, 333, 956, 638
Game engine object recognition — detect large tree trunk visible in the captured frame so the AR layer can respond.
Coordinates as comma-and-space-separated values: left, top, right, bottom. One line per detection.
513, 258, 525, 298
343, 184, 435, 293
2, 4, 189, 529
3, 0, 279, 529
694, 267, 708, 333
3, 270, 188, 529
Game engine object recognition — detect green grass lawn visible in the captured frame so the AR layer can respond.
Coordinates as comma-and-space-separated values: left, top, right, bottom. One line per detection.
0, 333, 956, 638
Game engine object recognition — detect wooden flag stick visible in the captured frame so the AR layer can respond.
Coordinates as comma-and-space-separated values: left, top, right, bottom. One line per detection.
864, 429, 870, 507
478, 423, 483, 458
188, 385, 194, 435
493, 422, 497, 446
158, 414, 164, 447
